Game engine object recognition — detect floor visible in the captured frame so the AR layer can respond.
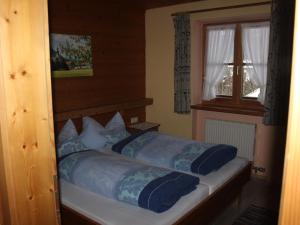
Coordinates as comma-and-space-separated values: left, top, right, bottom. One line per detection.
209, 177, 282, 225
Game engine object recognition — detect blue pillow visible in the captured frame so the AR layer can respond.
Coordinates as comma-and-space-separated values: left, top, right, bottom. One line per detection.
79, 125, 107, 151
57, 119, 78, 147
100, 127, 130, 147
82, 116, 104, 133
57, 137, 88, 159
105, 112, 126, 130
80, 113, 129, 149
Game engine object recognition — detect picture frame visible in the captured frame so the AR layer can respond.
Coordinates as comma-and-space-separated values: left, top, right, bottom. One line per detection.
50, 33, 93, 78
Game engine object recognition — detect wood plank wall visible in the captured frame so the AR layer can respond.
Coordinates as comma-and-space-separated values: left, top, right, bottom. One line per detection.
145, 0, 205, 9
48, 0, 146, 113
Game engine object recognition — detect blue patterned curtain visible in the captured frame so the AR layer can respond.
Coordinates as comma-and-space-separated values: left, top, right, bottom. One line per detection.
173, 14, 191, 114
263, 0, 295, 125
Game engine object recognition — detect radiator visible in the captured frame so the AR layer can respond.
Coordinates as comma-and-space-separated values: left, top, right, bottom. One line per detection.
204, 119, 256, 161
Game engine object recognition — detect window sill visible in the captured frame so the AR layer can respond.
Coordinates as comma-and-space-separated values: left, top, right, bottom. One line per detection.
191, 104, 265, 116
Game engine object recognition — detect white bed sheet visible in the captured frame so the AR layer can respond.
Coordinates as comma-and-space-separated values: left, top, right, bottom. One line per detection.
199, 157, 248, 194
60, 180, 209, 225
59, 150, 248, 225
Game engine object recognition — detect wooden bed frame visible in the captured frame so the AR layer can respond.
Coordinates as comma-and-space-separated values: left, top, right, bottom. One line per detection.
54, 99, 252, 225
60, 163, 251, 225
54, 98, 153, 130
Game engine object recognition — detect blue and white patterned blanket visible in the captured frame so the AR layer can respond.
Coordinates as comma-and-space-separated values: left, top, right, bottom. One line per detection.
59, 150, 199, 213
112, 131, 237, 175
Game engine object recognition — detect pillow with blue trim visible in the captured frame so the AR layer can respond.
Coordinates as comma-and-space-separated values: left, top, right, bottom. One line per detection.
100, 127, 130, 147
101, 112, 129, 147
57, 137, 88, 159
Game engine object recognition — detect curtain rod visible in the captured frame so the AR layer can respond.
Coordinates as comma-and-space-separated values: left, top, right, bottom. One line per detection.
171, 1, 271, 17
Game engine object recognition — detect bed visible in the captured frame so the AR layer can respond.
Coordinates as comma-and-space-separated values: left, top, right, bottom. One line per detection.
55, 100, 251, 225
60, 156, 250, 225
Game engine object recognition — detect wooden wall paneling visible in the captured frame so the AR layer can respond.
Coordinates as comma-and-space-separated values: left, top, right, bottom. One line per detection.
48, 0, 146, 114
54, 98, 152, 133
144, 0, 205, 9
0, 0, 60, 225
55, 107, 146, 134
48, 0, 223, 115
279, 1, 300, 224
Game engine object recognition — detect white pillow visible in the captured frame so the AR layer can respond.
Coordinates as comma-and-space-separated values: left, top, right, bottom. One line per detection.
57, 119, 78, 146
82, 116, 104, 132
105, 112, 126, 130
79, 125, 107, 151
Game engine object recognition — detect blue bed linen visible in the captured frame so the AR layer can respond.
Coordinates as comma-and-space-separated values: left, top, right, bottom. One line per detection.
59, 150, 199, 213
112, 131, 237, 175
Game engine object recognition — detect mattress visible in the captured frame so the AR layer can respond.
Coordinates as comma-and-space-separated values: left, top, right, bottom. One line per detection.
59, 153, 248, 225
199, 157, 248, 194
60, 181, 209, 225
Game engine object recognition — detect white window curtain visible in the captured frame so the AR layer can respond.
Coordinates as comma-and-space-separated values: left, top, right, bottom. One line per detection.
242, 22, 270, 104
203, 25, 235, 100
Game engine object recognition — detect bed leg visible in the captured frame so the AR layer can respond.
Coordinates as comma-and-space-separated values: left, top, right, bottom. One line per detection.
232, 192, 242, 211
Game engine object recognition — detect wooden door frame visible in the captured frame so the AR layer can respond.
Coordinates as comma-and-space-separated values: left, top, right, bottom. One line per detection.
278, 0, 300, 224
0, 0, 60, 224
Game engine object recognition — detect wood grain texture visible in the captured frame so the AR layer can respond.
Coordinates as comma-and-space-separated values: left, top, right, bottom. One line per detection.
0, 128, 8, 225
279, 1, 300, 224
145, 0, 205, 9
60, 163, 251, 225
55, 108, 146, 135
0, 0, 59, 225
48, 0, 209, 116
0, 128, 9, 225
171, 1, 271, 16
54, 99, 152, 134
0, 197, 2, 225
55, 98, 152, 122
48, 0, 146, 113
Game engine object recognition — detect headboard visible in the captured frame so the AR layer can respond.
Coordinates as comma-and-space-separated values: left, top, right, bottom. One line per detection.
54, 98, 153, 134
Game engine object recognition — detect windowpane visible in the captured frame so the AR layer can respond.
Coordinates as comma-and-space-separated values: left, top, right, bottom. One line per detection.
202, 20, 269, 109
242, 65, 260, 98
203, 24, 235, 100
216, 65, 233, 96
241, 22, 270, 102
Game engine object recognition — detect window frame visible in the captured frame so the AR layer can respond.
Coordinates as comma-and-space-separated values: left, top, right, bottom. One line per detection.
199, 19, 269, 115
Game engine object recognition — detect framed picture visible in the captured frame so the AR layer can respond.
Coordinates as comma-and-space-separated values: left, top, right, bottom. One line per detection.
50, 33, 93, 78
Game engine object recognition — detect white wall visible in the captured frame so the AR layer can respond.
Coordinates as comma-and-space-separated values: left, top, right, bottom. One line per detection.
146, 0, 277, 179
146, 0, 270, 139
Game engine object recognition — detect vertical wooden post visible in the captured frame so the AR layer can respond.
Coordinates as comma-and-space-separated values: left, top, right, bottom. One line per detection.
0, 200, 3, 225
0, 131, 7, 225
0, 0, 60, 225
278, 0, 300, 224
0, 127, 11, 225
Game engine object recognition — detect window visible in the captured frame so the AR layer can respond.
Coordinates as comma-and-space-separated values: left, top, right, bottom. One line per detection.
201, 20, 270, 115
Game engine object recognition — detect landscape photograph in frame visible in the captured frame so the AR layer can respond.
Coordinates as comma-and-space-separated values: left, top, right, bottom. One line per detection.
50, 33, 93, 78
